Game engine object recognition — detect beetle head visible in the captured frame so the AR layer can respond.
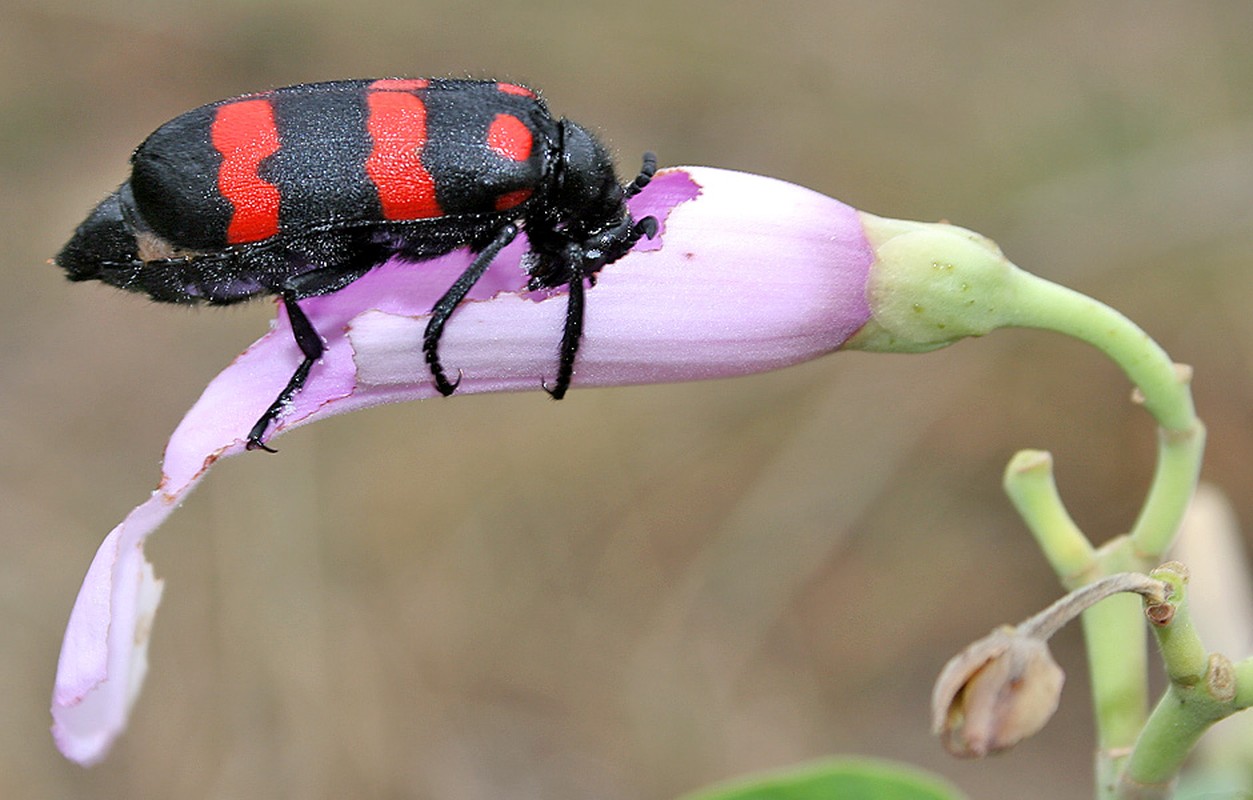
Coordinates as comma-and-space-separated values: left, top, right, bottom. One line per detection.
555, 120, 624, 231
55, 187, 141, 284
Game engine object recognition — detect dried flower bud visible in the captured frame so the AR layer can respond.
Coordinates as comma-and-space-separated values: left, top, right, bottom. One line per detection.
931, 625, 1065, 758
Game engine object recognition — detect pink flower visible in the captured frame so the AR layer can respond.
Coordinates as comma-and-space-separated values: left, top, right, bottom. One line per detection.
50, 165, 887, 764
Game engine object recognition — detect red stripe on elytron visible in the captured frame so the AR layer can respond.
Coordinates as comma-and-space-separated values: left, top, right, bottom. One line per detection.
497, 82, 535, 98
486, 113, 533, 162
364, 90, 442, 221
494, 188, 533, 211
369, 78, 431, 91
211, 98, 281, 244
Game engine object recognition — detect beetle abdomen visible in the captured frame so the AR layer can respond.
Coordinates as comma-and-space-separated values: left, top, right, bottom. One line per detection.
128, 79, 554, 251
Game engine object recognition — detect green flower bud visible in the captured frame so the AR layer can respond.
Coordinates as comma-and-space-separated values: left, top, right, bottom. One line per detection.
848, 215, 1024, 353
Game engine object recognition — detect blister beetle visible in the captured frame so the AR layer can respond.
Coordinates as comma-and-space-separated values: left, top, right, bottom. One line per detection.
56, 78, 658, 450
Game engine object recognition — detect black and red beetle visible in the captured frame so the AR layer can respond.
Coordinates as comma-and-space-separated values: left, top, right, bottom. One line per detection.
55, 78, 658, 450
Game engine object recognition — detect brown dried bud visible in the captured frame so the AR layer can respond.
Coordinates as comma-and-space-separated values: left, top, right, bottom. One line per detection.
931, 625, 1065, 758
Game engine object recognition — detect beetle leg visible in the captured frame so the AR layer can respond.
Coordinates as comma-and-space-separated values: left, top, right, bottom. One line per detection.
633, 215, 659, 242
424, 223, 519, 396
542, 265, 585, 400
246, 256, 379, 451
246, 293, 325, 452
541, 214, 659, 400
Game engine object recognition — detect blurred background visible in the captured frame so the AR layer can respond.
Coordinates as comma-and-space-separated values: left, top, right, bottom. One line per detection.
3, 2, 1252, 798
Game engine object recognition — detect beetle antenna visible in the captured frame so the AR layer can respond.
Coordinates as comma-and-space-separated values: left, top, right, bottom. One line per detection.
623, 152, 657, 198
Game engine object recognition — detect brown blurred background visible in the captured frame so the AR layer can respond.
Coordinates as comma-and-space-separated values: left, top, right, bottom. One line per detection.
3, 2, 1252, 798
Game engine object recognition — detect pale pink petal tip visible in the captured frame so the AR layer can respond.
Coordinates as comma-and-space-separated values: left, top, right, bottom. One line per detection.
52, 166, 875, 764
51, 494, 170, 765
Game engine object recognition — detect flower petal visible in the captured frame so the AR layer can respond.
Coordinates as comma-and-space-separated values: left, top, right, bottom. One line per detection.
346, 167, 874, 399
51, 166, 876, 764
51, 494, 170, 765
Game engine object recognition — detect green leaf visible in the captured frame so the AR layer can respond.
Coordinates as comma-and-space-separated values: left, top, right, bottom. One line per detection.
678, 757, 968, 800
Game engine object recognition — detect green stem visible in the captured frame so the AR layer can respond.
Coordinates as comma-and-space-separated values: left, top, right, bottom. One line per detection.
1116, 564, 1244, 797
853, 220, 1208, 796
1118, 652, 1239, 799
998, 270, 1207, 558
1118, 681, 1223, 800
993, 272, 1206, 797
1234, 658, 1253, 710
1146, 564, 1208, 684
999, 272, 1195, 432
1003, 450, 1097, 581
1129, 424, 1207, 558
1083, 574, 1150, 795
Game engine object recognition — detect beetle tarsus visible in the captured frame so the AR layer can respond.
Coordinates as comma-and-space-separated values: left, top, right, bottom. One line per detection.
246, 434, 279, 454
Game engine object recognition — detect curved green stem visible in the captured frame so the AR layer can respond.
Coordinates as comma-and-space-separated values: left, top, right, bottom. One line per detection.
993, 273, 1206, 797
993, 272, 1203, 793
997, 270, 1207, 558
853, 219, 1208, 797
1129, 424, 1207, 558
998, 272, 1195, 432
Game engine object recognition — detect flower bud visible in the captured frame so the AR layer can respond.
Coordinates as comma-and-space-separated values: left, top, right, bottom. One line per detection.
50, 165, 1054, 766
848, 215, 1021, 353
931, 625, 1065, 758
51, 166, 881, 765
